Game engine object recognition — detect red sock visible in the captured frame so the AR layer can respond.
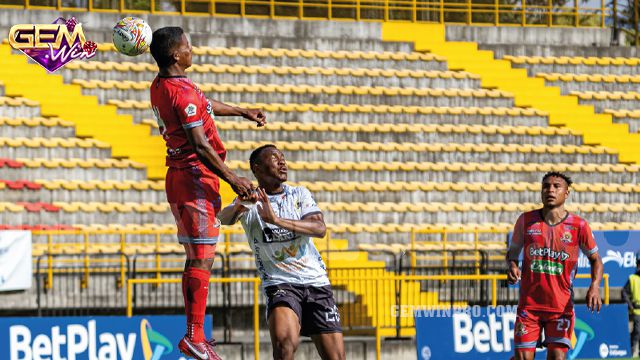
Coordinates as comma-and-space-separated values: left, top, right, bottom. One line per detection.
182, 267, 210, 342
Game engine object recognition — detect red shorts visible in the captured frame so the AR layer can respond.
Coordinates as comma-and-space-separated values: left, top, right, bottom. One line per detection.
166, 163, 221, 245
514, 309, 574, 352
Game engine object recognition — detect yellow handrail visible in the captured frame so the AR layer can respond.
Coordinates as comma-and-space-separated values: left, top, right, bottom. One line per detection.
0, 0, 610, 28
126, 277, 261, 360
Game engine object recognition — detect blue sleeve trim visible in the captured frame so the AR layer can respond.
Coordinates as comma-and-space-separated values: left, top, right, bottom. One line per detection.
182, 120, 203, 129
582, 246, 598, 256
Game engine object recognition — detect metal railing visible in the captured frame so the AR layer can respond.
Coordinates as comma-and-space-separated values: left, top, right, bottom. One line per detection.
30, 229, 510, 286
0, 0, 611, 27
118, 273, 607, 360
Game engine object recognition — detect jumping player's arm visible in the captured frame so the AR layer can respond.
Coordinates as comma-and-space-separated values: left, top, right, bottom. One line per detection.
256, 187, 326, 238
209, 99, 266, 127
580, 222, 603, 313
174, 92, 254, 197
506, 214, 524, 285
184, 126, 253, 197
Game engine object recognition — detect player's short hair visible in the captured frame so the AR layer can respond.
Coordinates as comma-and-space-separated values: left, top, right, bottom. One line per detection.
249, 144, 277, 171
149, 26, 184, 68
542, 171, 573, 187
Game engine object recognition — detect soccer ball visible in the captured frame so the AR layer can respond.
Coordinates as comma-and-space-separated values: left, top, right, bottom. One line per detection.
112, 17, 152, 56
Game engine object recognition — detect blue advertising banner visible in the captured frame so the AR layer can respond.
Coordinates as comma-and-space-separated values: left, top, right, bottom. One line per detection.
415, 304, 630, 360
575, 231, 639, 288
507, 230, 639, 287
0, 315, 212, 360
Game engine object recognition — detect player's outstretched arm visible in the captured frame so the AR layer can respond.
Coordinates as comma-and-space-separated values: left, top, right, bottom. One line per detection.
209, 99, 266, 127
185, 126, 254, 197
586, 251, 603, 313
256, 188, 326, 238
217, 198, 249, 225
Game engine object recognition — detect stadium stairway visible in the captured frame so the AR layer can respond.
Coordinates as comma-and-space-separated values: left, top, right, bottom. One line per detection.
381, 23, 640, 164
0, 43, 166, 176
317, 238, 461, 337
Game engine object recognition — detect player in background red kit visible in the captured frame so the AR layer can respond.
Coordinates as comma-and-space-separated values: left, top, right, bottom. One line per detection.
149, 26, 266, 360
507, 172, 603, 360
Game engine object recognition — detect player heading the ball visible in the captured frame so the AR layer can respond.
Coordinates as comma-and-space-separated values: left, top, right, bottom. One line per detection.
149, 26, 266, 360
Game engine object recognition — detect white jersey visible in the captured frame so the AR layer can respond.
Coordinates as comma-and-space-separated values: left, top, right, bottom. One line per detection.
237, 184, 330, 288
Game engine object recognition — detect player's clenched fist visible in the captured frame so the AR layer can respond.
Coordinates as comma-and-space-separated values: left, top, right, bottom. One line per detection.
507, 261, 521, 285
241, 108, 267, 127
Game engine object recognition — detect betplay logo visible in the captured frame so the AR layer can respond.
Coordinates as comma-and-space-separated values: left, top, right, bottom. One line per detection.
9, 318, 176, 360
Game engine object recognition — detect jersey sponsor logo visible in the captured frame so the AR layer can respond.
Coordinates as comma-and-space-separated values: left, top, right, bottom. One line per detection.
263, 226, 297, 243
273, 241, 308, 262
527, 228, 542, 236
184, 103, 197, 117
529, 246, 570, 261
531, 259, 564, 275
561, 231, 573, 244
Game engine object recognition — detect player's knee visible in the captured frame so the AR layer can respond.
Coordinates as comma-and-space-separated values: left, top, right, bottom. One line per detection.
546, 347, 567, 360
330, 349, 346, 360
273, 336, 297, 359
319, 338, 345, 360
186, 258, 214, 270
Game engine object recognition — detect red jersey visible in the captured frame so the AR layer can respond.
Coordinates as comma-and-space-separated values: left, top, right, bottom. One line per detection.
150, 75, 226, 168
509, 210, 598, 313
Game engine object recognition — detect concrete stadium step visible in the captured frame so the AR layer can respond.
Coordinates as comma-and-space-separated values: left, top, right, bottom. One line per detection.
0, 180, 166, 203
79, 85, 515, 108
0, 99, 41, 118
307, 183, 639, 204
118, 105, 550, 127
4, 178, 636, 204
87, 51, 448, 72
225, 161, 638, 184
223, 141, 617, 164
480, 44, 640, 59
3, 177, 637, 204
62, 68, 480, 89
0, 117, 76, 138
0, 158, 148, 181
545, 79, 640, 94
608, 113, 640, 133
318, 203, 640, 226
212, 120, 583, 146
578, 98, 640, 112
0, 137, 112, 159
512, 62, 640, 76
0, 204, 176, 226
